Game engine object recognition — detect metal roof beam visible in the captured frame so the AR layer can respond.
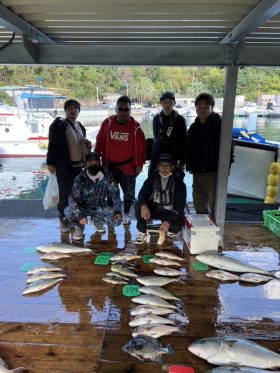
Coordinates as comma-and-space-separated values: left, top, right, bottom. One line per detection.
1, 44, 280, 66
22, 36, 39, 63
220, 0, 280, 44
0, 4, 55, 44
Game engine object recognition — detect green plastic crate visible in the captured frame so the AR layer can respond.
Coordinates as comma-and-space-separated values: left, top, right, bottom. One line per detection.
263, 210, 280, 237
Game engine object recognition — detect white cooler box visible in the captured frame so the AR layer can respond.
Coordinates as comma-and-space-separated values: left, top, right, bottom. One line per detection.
183, 214, 220, 254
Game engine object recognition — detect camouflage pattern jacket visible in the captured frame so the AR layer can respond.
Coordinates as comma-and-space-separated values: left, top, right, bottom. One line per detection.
67, 169, 122, 220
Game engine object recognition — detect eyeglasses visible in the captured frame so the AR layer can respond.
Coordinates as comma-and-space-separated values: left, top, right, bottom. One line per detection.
117, 108, 130, 112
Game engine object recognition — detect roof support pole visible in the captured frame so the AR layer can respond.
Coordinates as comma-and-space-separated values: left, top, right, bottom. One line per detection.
215, 65, 239, 240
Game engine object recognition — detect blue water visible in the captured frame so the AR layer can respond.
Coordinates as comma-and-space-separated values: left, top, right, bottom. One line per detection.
0, 113, 279, 200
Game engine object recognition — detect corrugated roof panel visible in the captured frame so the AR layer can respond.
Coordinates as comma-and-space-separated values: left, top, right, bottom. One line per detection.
0, 0, 280, 65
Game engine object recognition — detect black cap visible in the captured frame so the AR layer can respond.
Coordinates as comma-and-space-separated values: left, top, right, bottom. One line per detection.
64, 99, 81, 112
158, 153, 175, 165
85, 152, 100, 163
160, 91, 175, 101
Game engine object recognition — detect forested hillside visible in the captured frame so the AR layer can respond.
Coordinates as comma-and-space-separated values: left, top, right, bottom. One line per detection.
0, 65, 279, 104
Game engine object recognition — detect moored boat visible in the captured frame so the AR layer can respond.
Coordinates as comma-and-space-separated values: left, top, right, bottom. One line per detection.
0, 106, 52, 158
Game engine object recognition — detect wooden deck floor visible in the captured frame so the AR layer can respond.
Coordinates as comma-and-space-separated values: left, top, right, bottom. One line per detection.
0, 218, 279, 372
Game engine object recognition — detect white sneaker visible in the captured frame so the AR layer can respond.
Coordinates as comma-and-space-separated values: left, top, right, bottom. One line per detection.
72, 227, 84, 240
123, 213, 131, 225
167, 231, 176, 238
134, 232, 148, 244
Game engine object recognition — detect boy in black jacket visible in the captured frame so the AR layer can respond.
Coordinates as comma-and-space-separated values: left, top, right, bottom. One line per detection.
135, 153, 186, 244
149, 91, 187, 175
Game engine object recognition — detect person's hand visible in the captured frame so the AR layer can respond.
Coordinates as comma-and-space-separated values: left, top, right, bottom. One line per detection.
141, 204, 151, 220
79, 217, 88, 225
48, 165, 56, 174
135, 166, 142, 175
159, 220, 170, 233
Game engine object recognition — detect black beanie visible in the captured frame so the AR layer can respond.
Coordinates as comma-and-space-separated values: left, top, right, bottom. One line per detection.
64, 99, 81, 111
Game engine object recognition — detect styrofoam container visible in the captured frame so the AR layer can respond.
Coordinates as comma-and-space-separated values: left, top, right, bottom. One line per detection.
183, 214, 220, 254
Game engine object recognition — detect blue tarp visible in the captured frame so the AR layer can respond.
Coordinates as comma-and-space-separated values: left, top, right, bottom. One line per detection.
232, 127, 266, 144
20, 93, 67, 99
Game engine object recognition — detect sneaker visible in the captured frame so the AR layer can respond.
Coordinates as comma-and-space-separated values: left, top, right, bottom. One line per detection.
95, 225, 106, 233
72, 227, 84, 240
167, 231, 176, 238
134, 232, 148, 245
92, 216, 106, 233
60, 218, 70, 233
123, 213, 131, 225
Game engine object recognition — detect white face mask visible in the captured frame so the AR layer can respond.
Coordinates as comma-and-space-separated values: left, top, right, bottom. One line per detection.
159, 172, 172, 178
86, 170, 104, 182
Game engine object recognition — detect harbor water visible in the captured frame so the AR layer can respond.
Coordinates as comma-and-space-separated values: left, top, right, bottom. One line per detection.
0, 113, 279, 201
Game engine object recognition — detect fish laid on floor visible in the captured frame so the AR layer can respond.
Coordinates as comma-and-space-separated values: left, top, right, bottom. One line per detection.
27, 265, 63, 275
207, 367, 280, 373
129, 314, 175, 327
188, 336, 280, 370
22, 278, 63, 295
102, 276, 128, 285
106, 272, 130, 281
149, 257, 182, 267
110, 253, 141, 262
154, 267, 185, 277
122, 335, 175, 363
155, 251, 186, 262
196, 253, 272, 275
111, 264, 138, 278
36, 243, 93, 254
132, 324, 181, 338
130, 305, 174, 316
41, 252, 72, 260
137, 276, 183, 286
239, 273, 274, 283
26, 271, 67, 284
206, 270, 240, 281
139, 286, 179, 300
168, 313, 189, 324
0, 357, 28, 373
132, 294, 177, 309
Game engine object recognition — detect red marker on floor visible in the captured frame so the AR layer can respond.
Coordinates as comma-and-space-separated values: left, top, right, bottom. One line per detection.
169, 366, 195, 373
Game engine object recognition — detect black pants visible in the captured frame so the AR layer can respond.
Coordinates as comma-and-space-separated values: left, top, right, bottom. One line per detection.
135, 202, 183, 234
108, 164, 136, 214
56, 167, 82, 220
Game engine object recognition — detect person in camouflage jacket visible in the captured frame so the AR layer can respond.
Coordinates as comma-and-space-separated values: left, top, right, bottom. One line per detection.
64, 152, 122, 239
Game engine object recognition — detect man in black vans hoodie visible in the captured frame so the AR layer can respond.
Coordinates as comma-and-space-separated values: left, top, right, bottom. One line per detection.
187, 92, 234, 216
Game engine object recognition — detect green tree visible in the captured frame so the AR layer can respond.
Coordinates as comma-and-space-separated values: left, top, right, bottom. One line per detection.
0, 92, 13, 105
204, 68, 225, 97
130, 76, 156, 104
186, 81, 208, 98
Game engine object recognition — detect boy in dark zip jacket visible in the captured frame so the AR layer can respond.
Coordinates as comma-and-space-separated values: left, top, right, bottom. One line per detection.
135, 153, 186, 244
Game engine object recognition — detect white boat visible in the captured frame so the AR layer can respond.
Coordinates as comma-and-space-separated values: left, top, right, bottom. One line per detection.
0, 104, 52, 158
0, 100, 103, 158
